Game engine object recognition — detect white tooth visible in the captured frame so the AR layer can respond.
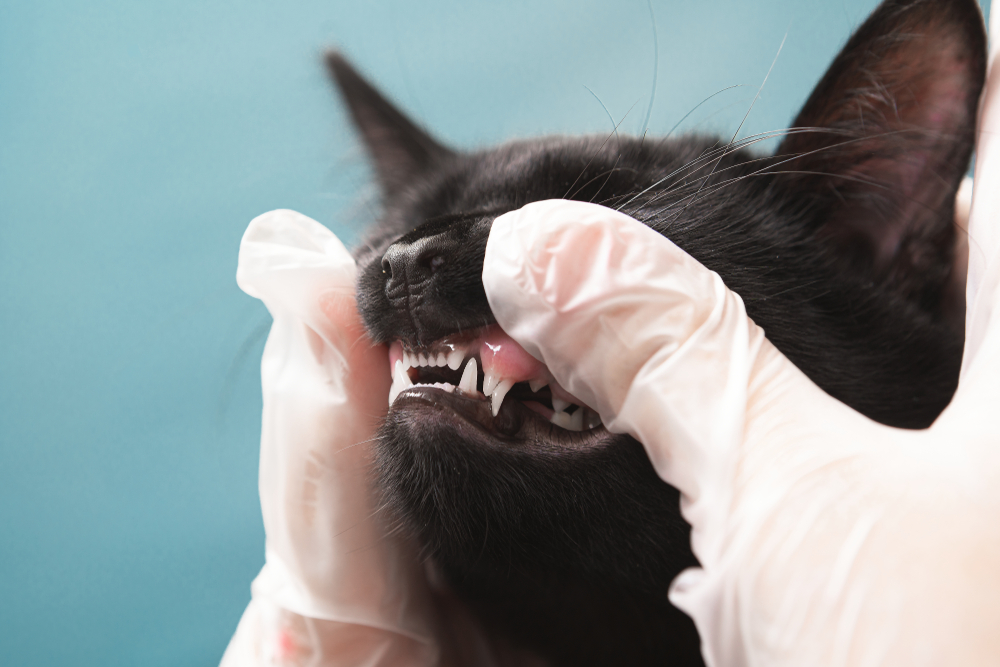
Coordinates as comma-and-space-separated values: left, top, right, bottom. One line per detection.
458, 358, 478, 394
483, 370, 500, 396
418, 353, 428, 367
436, 352, 447, 367
395, 360, 413, 387
529, 378, 548, 393
568, 409, 584, 431
552, 398, 571, 413
549, 411, 573, 429
402, 352, 413, 370
389, 360, 413, 406
447, 348, 464, 370
491, 378, 515, 417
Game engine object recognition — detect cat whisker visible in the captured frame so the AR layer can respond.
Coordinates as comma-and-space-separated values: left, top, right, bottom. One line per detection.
589, 156, 624, 203
562, 100, 639, 199
583, 84, 623, 151
659, 130, 933, 224
566, 162, 636, 202
614, 127, 840, 211
640, 0, 659, 138
661, 84, 751, 141
668, 30, 788, 222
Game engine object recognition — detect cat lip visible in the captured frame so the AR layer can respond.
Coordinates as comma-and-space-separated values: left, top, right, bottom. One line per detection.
387, 324, 601, 433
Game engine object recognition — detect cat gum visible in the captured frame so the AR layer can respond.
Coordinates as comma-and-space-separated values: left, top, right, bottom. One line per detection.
386, 324, 590, 426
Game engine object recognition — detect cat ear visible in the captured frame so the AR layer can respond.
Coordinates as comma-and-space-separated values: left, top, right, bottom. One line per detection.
326, 52, 455, 194
775, 0, 985, 309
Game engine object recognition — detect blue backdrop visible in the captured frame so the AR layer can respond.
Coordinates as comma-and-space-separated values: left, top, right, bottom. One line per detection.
0, 0, 989, 664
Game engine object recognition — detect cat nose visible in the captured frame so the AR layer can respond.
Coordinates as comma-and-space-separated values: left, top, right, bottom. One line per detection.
381, 236, 448, 295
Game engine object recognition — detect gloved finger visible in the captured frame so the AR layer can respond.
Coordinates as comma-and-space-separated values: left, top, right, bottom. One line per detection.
482, 200, 892, 667
483, 199, 827, 505
318, 291, 392, 427
237, 208, 357, 342
235, 210, 436, 643
221, 597, 438, 667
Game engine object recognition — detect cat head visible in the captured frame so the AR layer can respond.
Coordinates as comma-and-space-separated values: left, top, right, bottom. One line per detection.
326, 0, 984, 660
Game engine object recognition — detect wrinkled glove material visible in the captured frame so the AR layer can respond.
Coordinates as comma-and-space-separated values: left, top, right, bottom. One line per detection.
221, 210, 438, 666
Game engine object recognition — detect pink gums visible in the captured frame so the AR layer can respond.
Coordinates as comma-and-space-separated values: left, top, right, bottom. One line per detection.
478, 326, 545, 383
478, 327, 582, 406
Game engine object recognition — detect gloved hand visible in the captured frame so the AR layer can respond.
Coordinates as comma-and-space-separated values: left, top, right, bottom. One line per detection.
220, 210, 440, 667
481, 11, 1000, 662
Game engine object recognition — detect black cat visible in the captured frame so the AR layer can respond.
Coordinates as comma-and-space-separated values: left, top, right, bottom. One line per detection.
328, 0, 985, 664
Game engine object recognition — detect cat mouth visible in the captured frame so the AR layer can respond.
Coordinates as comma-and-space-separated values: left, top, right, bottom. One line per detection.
386, 324, 604, 436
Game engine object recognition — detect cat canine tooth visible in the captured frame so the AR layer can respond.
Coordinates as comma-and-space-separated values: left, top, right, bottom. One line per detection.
389, 359, 414, 405
458, 358, 478, 394
528, 378, 548, 393
552, 397, 571, 413
483, 370, 500, 396
491, 378, 515, 417
447, 348, 464, 371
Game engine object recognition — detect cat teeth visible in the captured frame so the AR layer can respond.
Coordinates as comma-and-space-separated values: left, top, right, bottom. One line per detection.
389, 340, 599, 425
481, 366, 515, 415
400, 345, 470, 370
458, 358, 478, 394
389, 359, 461, 405
528, 378, 548, 393
548, 407, 602, 432
482, 369, 501, 397
549, 409, 584, 431
389, 359, 414, 405
490, 379, 515, 417
549, 411, 574, 430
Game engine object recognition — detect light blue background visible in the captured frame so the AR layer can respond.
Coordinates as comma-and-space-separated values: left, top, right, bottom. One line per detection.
1, 1, 989, 664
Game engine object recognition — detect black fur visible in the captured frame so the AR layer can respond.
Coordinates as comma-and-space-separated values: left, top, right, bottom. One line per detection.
328, 1, 985, 664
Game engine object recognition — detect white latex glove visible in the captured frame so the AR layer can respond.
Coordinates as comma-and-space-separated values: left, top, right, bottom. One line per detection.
220, 210, 440, 667
480, 11, 1000, 662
